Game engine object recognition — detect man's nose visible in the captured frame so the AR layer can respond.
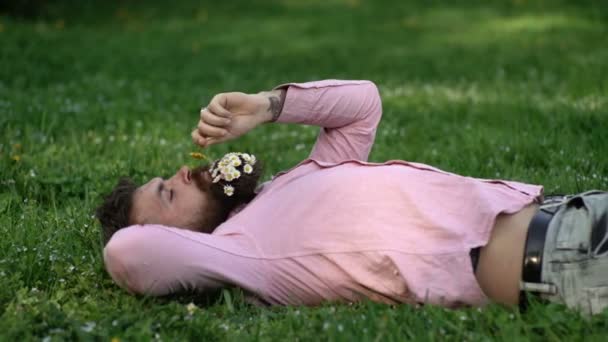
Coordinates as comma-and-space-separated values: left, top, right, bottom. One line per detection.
177, 165, 191, 184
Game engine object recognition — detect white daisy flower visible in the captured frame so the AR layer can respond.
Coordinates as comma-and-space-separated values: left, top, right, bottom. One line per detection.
243, 164, 253, 174
249, 155, 257, 165
220, 166, 231, 176
241, 154, 251, 162
231, 158, 242, 167
223, 185, 234, 196
232, 170, 241, 179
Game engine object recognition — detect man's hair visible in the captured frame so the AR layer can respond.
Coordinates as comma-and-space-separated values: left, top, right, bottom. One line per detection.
95, 178, 137, 246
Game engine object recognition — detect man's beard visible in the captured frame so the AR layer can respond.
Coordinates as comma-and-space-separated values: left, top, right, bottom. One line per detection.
191, 164, 212, 193
189, 164, 226, 232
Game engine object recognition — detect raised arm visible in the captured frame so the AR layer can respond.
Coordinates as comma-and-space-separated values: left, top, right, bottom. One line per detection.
274, 80, 383, 163
192, 80, 383, 163
103, 225, 263, 296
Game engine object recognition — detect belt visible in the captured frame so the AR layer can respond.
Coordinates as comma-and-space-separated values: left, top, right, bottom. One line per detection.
519, 208, 554, 310
468, 207, 555, 307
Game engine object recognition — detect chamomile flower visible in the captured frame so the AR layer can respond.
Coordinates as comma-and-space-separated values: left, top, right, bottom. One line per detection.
243, 164, 253, 174
220, 166, 231, 176
223, 185, 234, 196
225, 173, 235, 182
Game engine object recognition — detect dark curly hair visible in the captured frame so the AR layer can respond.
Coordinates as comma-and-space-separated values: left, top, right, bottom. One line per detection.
95, 178, 137, 246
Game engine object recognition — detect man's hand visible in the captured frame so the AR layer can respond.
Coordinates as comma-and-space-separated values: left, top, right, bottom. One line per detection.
191, 90, 284, 148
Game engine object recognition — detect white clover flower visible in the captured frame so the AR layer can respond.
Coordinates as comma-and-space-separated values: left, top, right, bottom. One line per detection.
243, 164, 253, 174
223, 185, 234, 196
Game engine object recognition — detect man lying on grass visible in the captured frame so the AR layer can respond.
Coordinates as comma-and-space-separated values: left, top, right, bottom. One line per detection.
97, 80, 608, 315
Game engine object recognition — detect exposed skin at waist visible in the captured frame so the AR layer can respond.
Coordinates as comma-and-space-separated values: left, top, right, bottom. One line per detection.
475, 203, 540, 305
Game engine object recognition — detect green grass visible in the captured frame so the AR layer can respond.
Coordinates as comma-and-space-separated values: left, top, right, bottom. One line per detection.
1, 0, 608, 340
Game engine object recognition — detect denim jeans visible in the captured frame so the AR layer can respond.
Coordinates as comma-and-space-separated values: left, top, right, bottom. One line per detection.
525, 190, 608, 315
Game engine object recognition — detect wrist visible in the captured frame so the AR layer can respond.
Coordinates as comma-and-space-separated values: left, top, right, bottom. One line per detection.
252, 93, 272, 124
257, 89, 285, 124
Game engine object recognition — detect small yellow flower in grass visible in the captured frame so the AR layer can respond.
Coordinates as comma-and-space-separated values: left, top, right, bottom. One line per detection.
186, 302, 197, 315
223, 185, 234, 196
111, 338, 120, 342
189, 152, 206, 160
243, 164, 253, 174
11, 155, 21, 162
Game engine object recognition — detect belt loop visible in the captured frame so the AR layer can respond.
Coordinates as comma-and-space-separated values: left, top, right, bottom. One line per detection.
520, 281, 557, 295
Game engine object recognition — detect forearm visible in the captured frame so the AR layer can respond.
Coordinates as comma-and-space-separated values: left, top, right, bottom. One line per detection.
268, 80, 381, 129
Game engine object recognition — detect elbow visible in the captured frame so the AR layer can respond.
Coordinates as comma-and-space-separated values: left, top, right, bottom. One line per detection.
103, 229, 146, 295
365, 81, 383, 127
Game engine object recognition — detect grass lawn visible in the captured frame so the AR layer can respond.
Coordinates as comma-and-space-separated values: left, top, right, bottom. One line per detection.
1, 0, 608, 340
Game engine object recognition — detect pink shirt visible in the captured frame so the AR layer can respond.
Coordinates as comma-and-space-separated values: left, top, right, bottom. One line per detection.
104, 80, 543, 307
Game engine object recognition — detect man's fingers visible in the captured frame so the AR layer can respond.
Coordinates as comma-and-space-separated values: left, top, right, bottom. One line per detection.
204, 137, 220, 147
205, 95, 232, 119
200, 107, 231, 127
197, 120, 227, 138
191, 129, 207, 147
191, 129, 223, 148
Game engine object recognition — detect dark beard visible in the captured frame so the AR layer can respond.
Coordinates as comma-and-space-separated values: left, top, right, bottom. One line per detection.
191, 165, 212, 193
189, 157, 262, 232
189, 164, 229, 233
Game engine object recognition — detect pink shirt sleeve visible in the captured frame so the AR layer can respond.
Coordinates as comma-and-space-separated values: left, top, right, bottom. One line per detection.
275, 80, 382, 163
103, 225, 265, 297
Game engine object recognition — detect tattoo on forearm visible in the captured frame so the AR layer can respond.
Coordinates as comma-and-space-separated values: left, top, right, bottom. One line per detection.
267, 89, 286, 122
